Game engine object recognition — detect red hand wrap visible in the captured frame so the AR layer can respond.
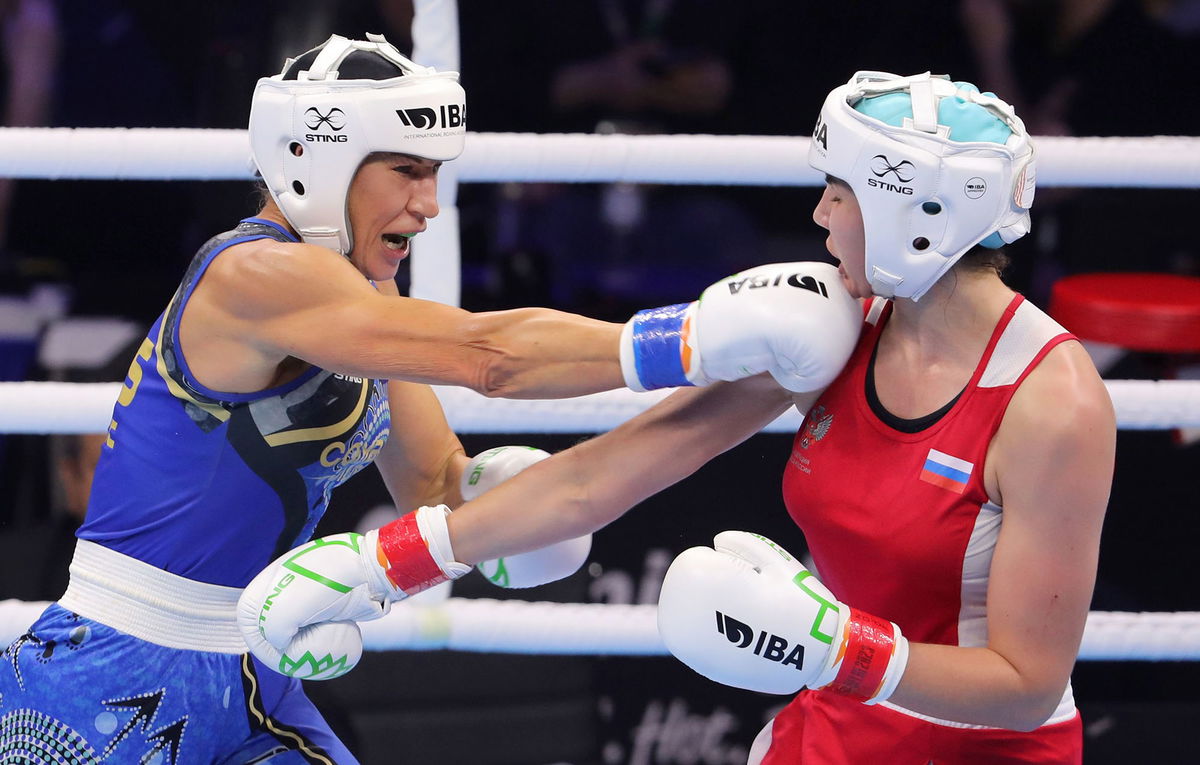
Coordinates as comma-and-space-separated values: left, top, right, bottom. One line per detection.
377, 513, 449, 594
824, 608, 896, 702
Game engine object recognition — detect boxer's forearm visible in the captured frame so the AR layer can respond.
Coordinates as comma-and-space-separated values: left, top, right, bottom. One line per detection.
447, 375, 791, 564
457, 308, 625, 398
888, 643, 1068, 731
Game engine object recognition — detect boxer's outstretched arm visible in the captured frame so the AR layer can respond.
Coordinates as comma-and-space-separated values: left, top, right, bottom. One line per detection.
447, 373, 798, 563
193, 243, 858, 399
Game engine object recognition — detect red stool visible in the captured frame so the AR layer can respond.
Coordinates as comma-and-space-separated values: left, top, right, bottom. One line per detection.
1050, 272, 1200, 443
1049, 273, 1200, 354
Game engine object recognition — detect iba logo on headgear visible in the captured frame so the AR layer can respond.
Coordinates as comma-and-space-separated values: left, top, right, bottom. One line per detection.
396, 104, 465, 130
812, 115, 828, 151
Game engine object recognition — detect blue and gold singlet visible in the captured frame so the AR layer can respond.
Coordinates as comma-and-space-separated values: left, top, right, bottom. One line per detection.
79, 217, 392, 585
1, 218, 379, 763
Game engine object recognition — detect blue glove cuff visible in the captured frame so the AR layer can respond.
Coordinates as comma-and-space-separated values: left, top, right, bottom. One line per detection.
630, 302, 693, 390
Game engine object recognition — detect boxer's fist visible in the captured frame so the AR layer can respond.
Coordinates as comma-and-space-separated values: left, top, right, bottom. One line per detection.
237, 505, 470, 679
240, 612, 363, 681
237, 531, 385, 680
657, 531, 908, 702
463, 446, 593, 588
620, 262, 861, 392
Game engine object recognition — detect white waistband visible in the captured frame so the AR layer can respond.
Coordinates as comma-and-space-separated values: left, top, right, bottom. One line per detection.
58, 539, 246, 654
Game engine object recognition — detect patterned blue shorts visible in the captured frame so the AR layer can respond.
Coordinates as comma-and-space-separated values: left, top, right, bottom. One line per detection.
0, 605, 356, 764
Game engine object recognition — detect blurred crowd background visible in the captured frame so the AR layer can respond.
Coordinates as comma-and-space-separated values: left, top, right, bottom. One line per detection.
1, 1, 1199, 763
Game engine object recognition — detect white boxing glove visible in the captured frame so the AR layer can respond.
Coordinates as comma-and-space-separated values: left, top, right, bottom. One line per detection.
619, 262, 861, 393
657, 531, 908, 703
239, 613, 363, 682
237, 505, 470, 679
462, 446, 592, 588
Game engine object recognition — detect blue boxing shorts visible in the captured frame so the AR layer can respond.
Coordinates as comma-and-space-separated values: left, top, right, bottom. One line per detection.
0, 542, 357, 764
0, 605, 356, 764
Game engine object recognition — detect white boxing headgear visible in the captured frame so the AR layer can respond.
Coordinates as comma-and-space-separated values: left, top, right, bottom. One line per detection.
249, 33, 466, 254
808, 72, 1036, 300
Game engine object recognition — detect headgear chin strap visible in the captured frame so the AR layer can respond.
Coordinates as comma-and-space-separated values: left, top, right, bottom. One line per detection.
808, 71, 1036, 301
249, 33, 466, 255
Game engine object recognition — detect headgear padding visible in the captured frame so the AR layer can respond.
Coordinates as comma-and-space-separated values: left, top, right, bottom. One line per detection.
249, 33, 466, 254
808, 72, 1035, 300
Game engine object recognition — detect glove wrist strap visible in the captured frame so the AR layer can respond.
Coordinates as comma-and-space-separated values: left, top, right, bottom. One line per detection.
822, 607, 906, 704
376, 506, 469, 596
621, 302, 699, 391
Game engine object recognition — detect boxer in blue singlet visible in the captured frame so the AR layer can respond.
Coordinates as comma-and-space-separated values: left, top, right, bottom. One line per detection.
0, 33, 638, 763
1, 218, 383, 764
0, 32, 871, 762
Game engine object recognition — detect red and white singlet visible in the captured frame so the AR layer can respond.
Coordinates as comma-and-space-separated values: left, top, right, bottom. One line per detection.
762, 294, 1083, 764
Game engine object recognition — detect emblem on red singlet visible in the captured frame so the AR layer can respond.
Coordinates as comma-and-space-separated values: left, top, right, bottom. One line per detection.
798, 405, 833, 450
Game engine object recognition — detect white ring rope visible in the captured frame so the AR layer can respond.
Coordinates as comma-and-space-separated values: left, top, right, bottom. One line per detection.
1, 129, 1199, 187
0, 598, 1194, 660
358, 602, 1200, 661
2, 379, 1197, 660
0, 379, 1197, 434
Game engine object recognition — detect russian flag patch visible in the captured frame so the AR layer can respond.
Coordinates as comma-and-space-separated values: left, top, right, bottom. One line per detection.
920, 448, 973, 494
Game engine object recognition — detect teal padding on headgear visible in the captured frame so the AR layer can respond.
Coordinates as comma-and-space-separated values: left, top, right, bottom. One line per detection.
856, 81, 1013, 248
855, 82, 1013, 144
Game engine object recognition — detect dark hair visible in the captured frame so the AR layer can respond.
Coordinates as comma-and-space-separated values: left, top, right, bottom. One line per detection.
253, 179, 272, 213
956, 245, 1011, 278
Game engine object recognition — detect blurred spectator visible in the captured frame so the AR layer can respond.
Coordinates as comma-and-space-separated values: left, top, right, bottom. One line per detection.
0, 0, 59, 273
159, 1, 993, 316
962, 0, 1200, 137
446, 1, 988, 315
0, 317, 139, 601
960, 0, 1077, 137
961, 0, 1200, 300
1, 0, 202, 322
450, 1, 784, 315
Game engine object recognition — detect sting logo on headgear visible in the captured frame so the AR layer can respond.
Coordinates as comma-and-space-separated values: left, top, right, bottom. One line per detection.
869, 154, 914, 182
304, 107, 349, 143
867, 154, 915, 195
715, 611, 806, 670
396, 104, 465, 130
304, 107, 346, 131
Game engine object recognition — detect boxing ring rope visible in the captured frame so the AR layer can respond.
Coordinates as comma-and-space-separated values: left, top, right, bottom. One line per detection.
2, 127, 1199, 663
1, 379, 1199, 661
359, 604, 1200, 661
1, 379, 1199, 434
0, 597, 1196, 661
1, 128, 1197, 307
1, 129, 1198, 187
